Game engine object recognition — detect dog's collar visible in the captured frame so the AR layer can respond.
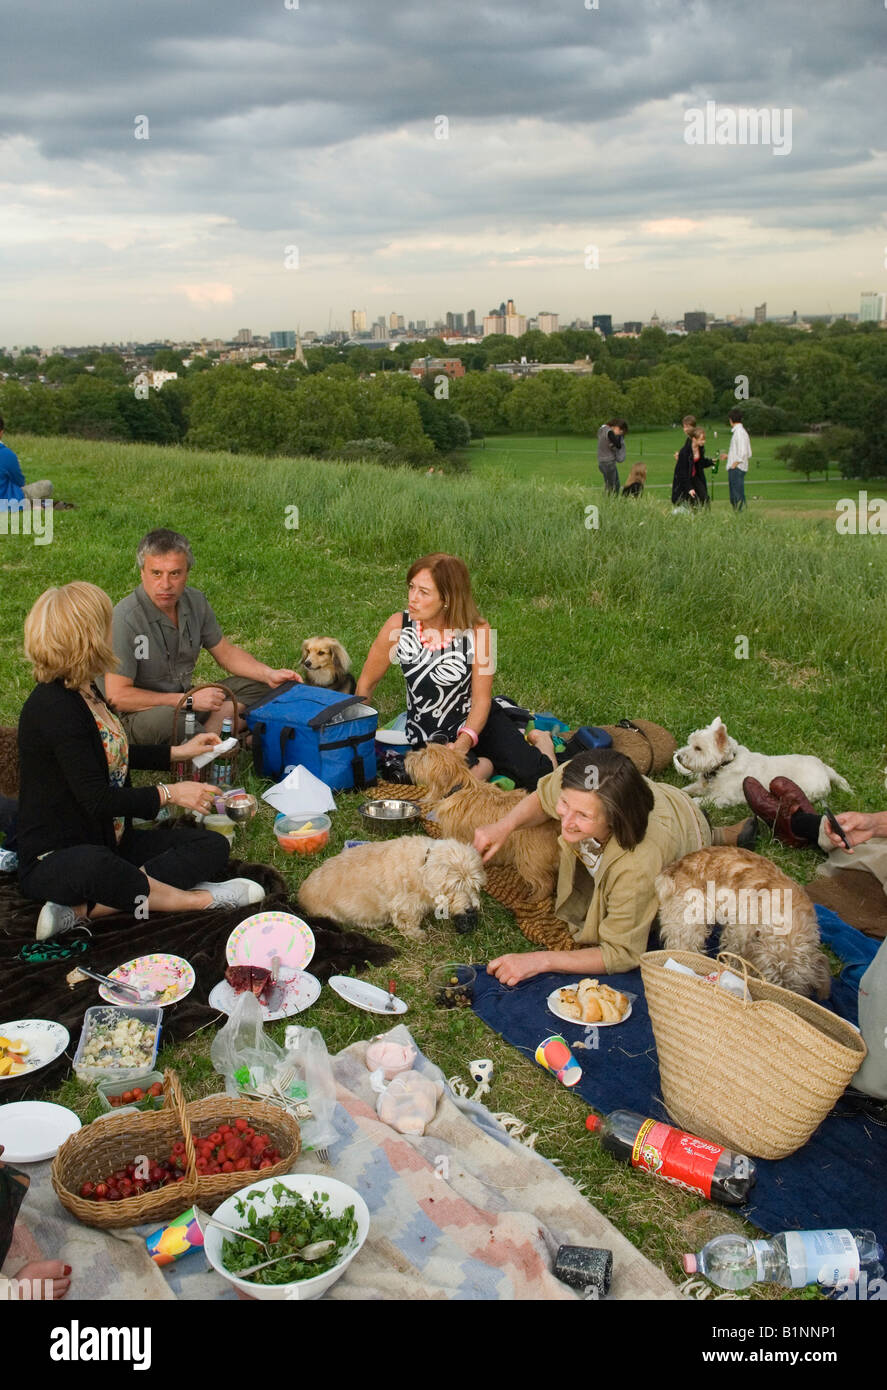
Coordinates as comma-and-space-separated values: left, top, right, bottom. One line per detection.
702, 750, 736, 781
440, 782, 465, 800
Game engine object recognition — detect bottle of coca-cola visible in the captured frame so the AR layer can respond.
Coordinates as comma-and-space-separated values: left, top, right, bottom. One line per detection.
586, 1109, 756, 1206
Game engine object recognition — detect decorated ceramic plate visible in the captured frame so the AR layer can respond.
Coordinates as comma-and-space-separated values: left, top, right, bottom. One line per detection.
0, 1101, 81, 1162
225, 911, 316, 972
0, 1019, 70, 1081
546, 987, 633, 1028
98, 953, 195, 1007
208, 968, 322, 1021
327, 975, 408, 1016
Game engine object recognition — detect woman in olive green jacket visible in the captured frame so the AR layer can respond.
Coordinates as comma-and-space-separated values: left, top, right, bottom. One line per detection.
474, 749, 752, 986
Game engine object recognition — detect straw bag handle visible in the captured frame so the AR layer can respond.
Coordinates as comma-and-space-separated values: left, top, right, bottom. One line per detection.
162, 1068, 198, 1186
716, 951, 764, 1004
171, 683, 239, 743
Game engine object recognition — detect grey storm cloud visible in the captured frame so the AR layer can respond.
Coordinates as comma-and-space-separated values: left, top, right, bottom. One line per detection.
0, 0, 884, 334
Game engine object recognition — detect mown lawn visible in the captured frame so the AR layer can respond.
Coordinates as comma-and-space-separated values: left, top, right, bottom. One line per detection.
2, 432, 884, 1299
470, 429, 866, 516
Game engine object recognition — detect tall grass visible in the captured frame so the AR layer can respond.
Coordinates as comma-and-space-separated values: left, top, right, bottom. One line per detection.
2, 434, 882, 1297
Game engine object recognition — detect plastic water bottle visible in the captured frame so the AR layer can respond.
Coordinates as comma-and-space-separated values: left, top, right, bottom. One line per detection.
586, 1109, 756, 1206
683, 1229, 884, 1291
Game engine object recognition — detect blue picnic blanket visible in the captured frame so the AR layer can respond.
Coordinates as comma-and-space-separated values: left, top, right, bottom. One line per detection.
470, 907, 885, 1243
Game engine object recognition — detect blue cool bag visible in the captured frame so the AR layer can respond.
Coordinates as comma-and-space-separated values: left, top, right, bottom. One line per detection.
247, 685, 378, 790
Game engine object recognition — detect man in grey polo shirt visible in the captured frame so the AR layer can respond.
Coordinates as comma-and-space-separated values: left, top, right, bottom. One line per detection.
105, 527, 300, 743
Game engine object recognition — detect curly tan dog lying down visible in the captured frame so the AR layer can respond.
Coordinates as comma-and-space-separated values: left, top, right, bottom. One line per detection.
405, 743, 559, 901
297, 836, 485, 941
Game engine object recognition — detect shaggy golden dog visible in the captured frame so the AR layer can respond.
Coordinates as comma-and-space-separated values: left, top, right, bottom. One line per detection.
297, 835, 485, 941
404, 743, 559, 901
655, 846, 831, 999
300, 637, 356, 693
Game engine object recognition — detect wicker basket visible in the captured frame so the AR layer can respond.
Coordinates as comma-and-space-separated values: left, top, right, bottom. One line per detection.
172, 684, 241, 786
52, 1070, 300, 1229
640, 950, 866, 1160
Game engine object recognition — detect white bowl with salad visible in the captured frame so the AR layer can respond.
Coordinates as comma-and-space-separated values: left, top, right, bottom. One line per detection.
204, 1174, 370, 1300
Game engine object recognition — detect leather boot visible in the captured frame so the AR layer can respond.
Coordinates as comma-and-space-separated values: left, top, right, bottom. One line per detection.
742, 776, 808, 849
769, 777, 817, 818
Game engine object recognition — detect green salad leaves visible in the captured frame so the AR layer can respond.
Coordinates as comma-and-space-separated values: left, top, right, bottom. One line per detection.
223, 1183, 358, 1285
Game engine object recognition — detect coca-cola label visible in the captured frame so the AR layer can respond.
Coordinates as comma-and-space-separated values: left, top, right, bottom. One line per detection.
630, 1118, 724, 1198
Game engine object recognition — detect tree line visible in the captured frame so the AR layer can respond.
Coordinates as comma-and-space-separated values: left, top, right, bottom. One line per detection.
1, 320, 885, 476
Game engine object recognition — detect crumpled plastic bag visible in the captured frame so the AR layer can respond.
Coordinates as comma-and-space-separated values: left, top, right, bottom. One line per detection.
365, 1036, 418, 1080
209, 995, 338, 1154
369, 1067, 443, 1135
210, 991, 283, 1093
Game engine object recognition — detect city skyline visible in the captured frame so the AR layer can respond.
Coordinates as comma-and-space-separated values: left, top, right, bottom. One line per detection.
1, 0, 884, 342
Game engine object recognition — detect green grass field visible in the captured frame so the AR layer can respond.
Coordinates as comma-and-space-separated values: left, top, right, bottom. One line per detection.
471, 430, 858, 515
3, 432, 884, 1299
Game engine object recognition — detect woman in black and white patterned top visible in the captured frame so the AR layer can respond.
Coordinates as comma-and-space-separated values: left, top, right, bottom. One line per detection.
356, 554, 553, 789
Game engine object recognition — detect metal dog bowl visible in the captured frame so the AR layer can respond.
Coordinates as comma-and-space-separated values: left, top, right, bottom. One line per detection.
358, 799, 422, 835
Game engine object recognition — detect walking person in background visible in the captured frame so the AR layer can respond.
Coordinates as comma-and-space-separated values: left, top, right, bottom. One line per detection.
721, 408, 752, 511
597, 418, 628, 495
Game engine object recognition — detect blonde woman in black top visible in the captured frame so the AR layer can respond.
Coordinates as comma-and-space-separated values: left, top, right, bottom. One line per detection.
17, 582, 266, 940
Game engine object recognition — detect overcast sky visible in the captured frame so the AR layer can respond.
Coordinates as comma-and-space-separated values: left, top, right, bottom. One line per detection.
1, 0, 884, 345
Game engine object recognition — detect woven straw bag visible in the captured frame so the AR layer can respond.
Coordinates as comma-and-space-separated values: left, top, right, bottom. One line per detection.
52, 1070, 300, 1230
640, 950, 866, 1159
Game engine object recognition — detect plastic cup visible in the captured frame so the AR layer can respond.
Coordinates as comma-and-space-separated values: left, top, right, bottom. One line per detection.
535, 1033, 583, 1087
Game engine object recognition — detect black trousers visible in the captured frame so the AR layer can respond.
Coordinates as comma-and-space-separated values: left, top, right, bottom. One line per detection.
474, 703, 554, 790
0, 795, 17, 851
18, 824, 230, 913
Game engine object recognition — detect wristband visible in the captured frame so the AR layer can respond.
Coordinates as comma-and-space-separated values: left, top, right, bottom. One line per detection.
158, 784, 171, 806
457, 725, 479, 748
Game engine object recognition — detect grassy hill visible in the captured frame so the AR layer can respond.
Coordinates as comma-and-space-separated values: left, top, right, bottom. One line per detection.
3, 433, 883, 1296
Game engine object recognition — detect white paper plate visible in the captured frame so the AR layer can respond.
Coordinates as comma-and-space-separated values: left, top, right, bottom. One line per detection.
226, 911, 315, 972
209, 968, 321, 1021
546, 988, 633, 1028
327, 975, 408, 1016
0, 1019, 70, 1082
0, 1101, 81, 1162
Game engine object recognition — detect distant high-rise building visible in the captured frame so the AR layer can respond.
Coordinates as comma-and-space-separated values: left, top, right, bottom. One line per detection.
270, 330, 296, 350
416, 320, 427, 333
446, 311, 455, 331
351, 309, 367, 334
498, 302, 507, 317
860, 291, 886, 323
389, 311, 398, 331
372, 321, 387, 340
466, 309, 476, 331
506, 299, 516, 316
592, 314, 613, 337
504, 313, 527, 337
684, 311, 707, 334
483, 314, 506, 336
537, 312, 559, 335
622, 321, 643, 335
454, 313, 465, 332
754, 302, 767, 324
235, 328, 252, 344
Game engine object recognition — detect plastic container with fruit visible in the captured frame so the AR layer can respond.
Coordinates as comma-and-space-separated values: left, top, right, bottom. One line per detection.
97, 1071, 166, 1113
273, 813, 331, 856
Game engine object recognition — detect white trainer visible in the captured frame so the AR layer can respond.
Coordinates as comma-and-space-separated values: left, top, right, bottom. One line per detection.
195, 878, 265, 910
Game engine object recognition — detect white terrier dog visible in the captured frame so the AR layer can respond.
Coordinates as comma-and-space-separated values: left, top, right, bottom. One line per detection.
673, 716, 850, 809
